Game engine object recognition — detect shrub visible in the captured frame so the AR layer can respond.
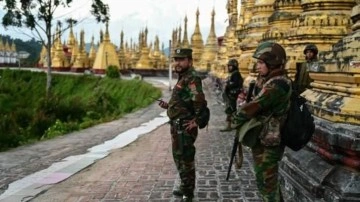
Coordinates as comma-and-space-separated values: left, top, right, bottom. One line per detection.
106, 65, 120, 79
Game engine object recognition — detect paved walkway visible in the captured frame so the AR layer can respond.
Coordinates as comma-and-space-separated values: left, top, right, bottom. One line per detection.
0, 78, 262, 202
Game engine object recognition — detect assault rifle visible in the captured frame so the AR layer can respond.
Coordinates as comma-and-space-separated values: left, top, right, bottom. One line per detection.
226, 80, 256, 181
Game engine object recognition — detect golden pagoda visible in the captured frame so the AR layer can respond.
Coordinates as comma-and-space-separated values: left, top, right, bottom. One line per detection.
0, 37, 3, 52
151, 36, 162, 69
198, 8, 218, 72
130, 40, 140, 69
118, 30, 127, 70
159, 42, 168, 69
71, 29, 89, 72
171, 28, 179, 55
238, 0, 276, 79
52, 26, 69, 71
88, 36, 96, 68
92, 22, 120, 74
215, 0, 239, 79
177, 24, 182, 48
66, 21, 76, 54
236, 0, 255, 78
124, 40, 134, 69
38, 45, 47, 68
191, 8, 204, 69
182, 16, 191, 48
284, 0, 355, 80
261, 0, 302, 78
70, 34, 78, 66
135, 27, 152, 69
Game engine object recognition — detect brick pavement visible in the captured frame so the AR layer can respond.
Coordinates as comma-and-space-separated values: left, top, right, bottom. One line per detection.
3, 78, 263, 202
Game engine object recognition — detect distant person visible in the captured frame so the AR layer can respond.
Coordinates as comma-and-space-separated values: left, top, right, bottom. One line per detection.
294, 43, 321, 94
232, 42, 291, 202
157, 48, 208, 202
220, 58, 243, 132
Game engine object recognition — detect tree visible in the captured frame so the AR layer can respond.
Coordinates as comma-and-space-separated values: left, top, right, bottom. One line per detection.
0, 0, 109, 96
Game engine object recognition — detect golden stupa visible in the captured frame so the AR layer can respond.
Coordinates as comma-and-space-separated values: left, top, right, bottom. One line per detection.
198, 8, 218, 72
182, 16, 191, 48
88, 36, 97, 68
72, 29, 89, 72
214, 0, 239, 79
135, 27, 152, 69
239, 0, 276, 80
92, 22, 120, 74
191, 8, 204, 69
51, 26, 69, 71
118, 31, 127, 70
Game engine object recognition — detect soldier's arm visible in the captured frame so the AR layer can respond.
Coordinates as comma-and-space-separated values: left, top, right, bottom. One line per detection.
233, 79, 289, 126
188, 76, 207, 123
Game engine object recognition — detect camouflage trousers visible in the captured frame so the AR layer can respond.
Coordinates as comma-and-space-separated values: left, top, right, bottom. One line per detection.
170, 120, 198, 196
251, 141, 285, 202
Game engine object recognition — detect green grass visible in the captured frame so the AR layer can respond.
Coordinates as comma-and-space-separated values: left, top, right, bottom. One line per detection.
0, 69, 161, 151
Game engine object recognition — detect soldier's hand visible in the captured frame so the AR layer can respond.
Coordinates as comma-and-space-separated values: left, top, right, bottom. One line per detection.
158, 100, 169, 109
184, 118, 198, 131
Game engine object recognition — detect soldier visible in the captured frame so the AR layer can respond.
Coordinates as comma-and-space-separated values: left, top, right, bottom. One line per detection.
294, 43, 320, 94
232, 42, 291, 202
158, 48, 207, 202
220, 58, 243, 132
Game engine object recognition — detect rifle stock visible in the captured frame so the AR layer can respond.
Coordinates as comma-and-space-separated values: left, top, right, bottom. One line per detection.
226, 80, 256, 181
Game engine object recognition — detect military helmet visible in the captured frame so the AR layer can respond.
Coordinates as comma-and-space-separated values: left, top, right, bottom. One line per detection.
303, 44, 318, 55
252, 42, 286, 67
227, 59, 239, 69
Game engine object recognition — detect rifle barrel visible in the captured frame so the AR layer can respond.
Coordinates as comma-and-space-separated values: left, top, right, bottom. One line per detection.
226, 80, 256, 181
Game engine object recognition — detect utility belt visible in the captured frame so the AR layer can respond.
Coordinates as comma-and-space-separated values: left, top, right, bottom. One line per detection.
169, 117, 193, 128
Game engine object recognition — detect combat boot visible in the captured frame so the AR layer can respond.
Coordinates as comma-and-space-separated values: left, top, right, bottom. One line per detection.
220, 121, 232, 132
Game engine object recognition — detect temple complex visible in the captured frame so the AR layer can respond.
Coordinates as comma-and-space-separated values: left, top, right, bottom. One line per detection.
37, 21, 168, 75
34, 2, 360, 199
0, 36, 18, 66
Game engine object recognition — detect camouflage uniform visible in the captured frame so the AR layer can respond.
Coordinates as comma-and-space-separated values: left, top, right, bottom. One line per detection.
294, 44, 321, 94
233, 42, 291, 202
167, 59, 207, 197
224, 66, 243, 117
221, 59, 243, 132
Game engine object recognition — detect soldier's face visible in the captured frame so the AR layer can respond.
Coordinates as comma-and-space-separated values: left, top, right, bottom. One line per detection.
173, 57, 191, 73
305, 50, 315, 60
256, 59, 269, 76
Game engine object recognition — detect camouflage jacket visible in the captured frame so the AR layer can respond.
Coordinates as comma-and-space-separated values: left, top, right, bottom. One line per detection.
167, 67, 207, 123
233, 69, 292, 127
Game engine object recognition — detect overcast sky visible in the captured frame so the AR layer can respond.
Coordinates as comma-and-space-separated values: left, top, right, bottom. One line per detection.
0, 0, 230, 48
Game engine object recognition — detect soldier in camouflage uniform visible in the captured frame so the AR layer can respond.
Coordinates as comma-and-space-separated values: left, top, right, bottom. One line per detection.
220, 58, 243, 132
232, 42, 291, 202
294, 44, 321, 94
158, 48, 207, 202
